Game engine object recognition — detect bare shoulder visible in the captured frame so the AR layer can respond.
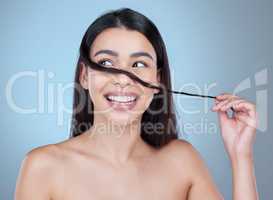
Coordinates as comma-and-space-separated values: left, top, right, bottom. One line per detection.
15, 137, 84, 200
161, 139, 203, 165
162, 139, 223, 199
24, 141, 69, 168
163, 139, 213, 176
26, 143, 59, 159
18, 143, 65, 183
164, 138, 194, 152
15, 144, 63, 199
23, 133, 94, 166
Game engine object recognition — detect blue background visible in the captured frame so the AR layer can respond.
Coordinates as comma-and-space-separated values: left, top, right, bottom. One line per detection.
1, 0, 272, 199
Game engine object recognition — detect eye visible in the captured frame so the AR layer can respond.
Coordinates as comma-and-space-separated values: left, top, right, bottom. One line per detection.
98, 59, 113, 67
132, 61, 147, 68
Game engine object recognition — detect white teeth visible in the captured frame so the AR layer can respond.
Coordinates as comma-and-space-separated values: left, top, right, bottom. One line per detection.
106, 95, 137, 103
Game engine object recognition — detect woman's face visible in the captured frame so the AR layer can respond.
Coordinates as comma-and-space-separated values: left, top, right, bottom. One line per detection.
80, 27, 160, 125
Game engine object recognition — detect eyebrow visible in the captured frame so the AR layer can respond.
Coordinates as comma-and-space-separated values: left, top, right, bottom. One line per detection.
94, 49, 154, 61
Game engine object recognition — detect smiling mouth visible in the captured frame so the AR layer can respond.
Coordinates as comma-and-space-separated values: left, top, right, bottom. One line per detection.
104, 94, 138, 104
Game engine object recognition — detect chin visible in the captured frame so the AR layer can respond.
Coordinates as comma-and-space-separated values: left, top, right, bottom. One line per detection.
104, 111, 142, 126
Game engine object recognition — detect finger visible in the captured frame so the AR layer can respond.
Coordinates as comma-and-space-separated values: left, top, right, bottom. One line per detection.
233, 101, 257, 129
217, 110, 229, 126
220, 99, 245, 112
213, 96, 239, 111
219, 97, 240, 111
216, 93, 236, 100
212, 99, 230, 110
233, 101, 256, 118
214, 99, 220, 104
235, 114, 257, 129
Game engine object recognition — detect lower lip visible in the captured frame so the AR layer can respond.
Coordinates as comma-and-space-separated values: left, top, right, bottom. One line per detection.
105, 98, 138, 111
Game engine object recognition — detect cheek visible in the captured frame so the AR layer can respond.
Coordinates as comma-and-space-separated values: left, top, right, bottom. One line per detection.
139, 69, 159, 93
138, 84, 156, 111
137, 70, 160, 109
87, 72, 109, 100
137, 68, 158, 84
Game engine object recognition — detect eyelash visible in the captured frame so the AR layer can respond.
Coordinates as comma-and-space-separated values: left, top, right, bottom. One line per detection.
98, 59, 112, 66
97, 59, 148, 68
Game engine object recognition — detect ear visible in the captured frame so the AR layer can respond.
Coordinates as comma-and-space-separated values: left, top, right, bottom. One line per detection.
79, 62, 89, 90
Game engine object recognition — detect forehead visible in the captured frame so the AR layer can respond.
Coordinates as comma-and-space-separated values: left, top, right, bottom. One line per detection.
90, 28, 157, 60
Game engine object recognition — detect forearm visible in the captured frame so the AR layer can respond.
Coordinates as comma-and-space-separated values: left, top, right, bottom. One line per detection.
231, 155, 259, 200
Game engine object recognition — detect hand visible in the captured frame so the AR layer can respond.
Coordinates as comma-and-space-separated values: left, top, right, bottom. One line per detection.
212, 93, 258, 162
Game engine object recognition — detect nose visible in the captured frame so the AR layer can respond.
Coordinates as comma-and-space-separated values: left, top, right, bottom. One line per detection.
113, 72, 135, 88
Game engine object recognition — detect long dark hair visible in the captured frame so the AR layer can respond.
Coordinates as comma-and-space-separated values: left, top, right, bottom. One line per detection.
70, 8, 178, 148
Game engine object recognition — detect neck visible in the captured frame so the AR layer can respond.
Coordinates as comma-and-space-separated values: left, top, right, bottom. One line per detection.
85, 114, 151, 165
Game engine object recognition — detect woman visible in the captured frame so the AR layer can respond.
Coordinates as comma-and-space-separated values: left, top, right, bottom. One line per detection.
15, 8, 259, 200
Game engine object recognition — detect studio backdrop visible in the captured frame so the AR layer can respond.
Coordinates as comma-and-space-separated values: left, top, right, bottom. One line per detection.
1, 0, 272, 199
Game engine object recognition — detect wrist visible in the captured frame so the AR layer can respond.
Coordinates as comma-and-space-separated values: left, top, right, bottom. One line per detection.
231, 153, 254, 170
229, 147, 254, 164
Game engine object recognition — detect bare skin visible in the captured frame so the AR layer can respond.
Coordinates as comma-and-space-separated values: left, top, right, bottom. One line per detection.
15, 27, 258, 200
14, 135, 223, 200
